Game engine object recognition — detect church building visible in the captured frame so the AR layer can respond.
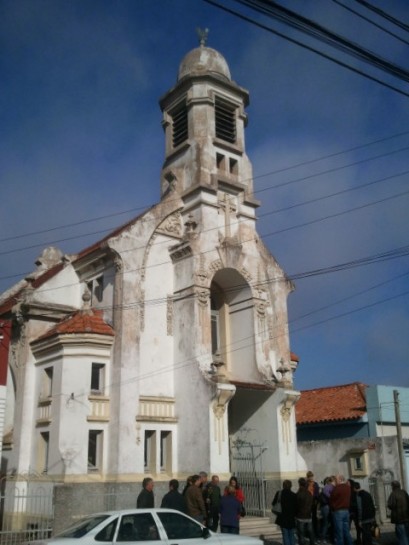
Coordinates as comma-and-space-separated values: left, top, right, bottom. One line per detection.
0, 39, 306, 508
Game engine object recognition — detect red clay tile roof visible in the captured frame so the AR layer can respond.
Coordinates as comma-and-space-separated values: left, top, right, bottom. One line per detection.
296, 382, 367, 425
34, 309, 114, 342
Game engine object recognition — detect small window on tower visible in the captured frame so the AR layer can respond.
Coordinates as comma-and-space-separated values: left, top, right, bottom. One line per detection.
171, 101, 188, 148
229, 158, 238, 175
215, 97, 236, 143
91, 363, 105, 395
216, 153, 226, 171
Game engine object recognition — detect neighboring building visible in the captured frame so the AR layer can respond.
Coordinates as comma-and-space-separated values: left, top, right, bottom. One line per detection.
0, 40, 306, 517
296, 382, 409, 519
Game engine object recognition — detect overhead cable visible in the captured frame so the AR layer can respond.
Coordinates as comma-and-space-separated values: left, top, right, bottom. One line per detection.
203, 0, 409, 97
353, 0, 409, 33
331, 0, 409, 46
232, 0, 409, 81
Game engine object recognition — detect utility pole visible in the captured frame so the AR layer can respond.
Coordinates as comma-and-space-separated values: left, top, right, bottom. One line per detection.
393, 389, 407, 490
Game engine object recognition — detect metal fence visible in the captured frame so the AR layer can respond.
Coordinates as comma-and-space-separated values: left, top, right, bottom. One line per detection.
0, 478, 54, 545
230, 441, 269, 516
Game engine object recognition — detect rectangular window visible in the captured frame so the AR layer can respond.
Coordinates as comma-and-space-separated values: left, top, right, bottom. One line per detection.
95, 276, 104, 302
229, 157, 238, 175
353, 456, 363, 471
215, 97, 236, 143
216, 152, 226, 171
39, 432, 50, 474
144, 430, 156, 472
42, 367, 53, 398
211, 310, 220, 355
348, 450, 368, 476
86, 275, 104, 304
171, 101, 188, 148
88, 430, 103, 472
91, 363, 105, 395
160, 431, 172, 472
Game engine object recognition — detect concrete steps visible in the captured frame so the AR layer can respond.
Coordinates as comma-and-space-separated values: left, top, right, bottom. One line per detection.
239, 516, 281, 540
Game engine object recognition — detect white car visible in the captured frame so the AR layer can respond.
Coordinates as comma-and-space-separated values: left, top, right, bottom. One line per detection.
27, 509, 262, 545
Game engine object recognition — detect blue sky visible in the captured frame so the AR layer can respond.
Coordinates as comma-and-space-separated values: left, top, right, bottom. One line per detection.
1, 0, 409, 390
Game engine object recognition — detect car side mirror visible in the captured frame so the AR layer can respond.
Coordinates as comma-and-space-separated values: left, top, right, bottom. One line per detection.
202, 527, 210, 539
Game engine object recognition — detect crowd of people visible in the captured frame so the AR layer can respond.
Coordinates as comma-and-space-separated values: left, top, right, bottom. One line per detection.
272, 472, 409, 545
136, 472, 246, 534
135, 471, 409, 544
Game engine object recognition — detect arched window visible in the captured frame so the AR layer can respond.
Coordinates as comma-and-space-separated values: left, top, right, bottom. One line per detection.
210, 269, 255, 381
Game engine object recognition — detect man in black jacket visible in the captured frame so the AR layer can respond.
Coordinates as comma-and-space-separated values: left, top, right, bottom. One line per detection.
353, 482, 376, 545
161, 479, 186, 513
137, 477, 154, 508
273, 480, 297, 545
387, 480, 409, 545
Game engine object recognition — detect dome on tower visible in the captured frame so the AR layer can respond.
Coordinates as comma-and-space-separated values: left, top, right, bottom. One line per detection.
178, 45, 231, 82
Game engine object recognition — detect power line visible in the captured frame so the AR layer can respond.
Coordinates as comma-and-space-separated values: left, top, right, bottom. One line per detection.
353, 0, 409, 33
1, 129, 408, 246
204, 0, 409, 97
1, 143, 408, 259
262, 187, 409, 241
1, 177, 408, 295
42, 284, 409, 399
331, 0, 409, 46
291, 269, 409, 324
232, 0, 409, 81
8, 238, 409, 313
259, 168, 409, 217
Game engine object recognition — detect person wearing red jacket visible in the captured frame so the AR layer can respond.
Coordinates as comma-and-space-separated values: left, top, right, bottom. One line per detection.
329, 475, 353, 545
226, 476, 245, 504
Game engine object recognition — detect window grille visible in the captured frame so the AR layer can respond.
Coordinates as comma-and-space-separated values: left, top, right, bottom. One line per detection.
171, 102, 188, 147
215, 97, 236, 143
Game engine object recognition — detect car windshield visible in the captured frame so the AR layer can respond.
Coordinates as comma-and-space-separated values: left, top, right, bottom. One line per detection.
55, 515, 111, 538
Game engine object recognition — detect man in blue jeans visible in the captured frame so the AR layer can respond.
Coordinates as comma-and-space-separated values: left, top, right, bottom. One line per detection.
387, 480, 409, 545
329, 475, 353, 545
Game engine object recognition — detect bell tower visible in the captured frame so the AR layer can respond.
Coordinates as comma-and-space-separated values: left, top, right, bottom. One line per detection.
159, 34, 259, 224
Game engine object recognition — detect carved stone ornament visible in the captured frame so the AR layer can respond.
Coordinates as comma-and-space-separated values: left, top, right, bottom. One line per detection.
195, 254, 208, 286
113, 255, 123, 272
212, 383, 236, 420
184, 214, 198, 234
256, 301, 266, 318
280, 405, 291, 423
280, 391, 300, 455
239, 267, 252, 282
169, 242, 193, 263
196, 289, 209, 308
268, 315, 275, 340
209, 259, 223, 274
139, 290, 145, 332
166, 295, 173, 336
141, 233, 157, 281
156, 211, 183, 238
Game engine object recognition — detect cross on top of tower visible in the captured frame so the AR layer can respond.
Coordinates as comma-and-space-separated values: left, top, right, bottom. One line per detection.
196, 27, 209, 47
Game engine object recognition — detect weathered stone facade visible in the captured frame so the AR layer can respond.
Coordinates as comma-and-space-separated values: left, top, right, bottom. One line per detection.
0, 41, 306, 512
